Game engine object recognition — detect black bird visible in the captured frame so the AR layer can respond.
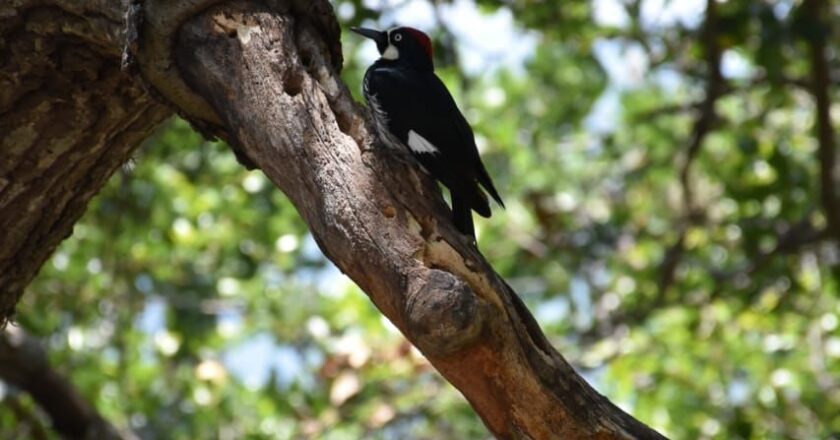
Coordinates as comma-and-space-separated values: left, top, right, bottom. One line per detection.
351, 26, 504, 238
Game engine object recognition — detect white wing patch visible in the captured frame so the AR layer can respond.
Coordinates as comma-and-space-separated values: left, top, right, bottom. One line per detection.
407, 130, 439, 154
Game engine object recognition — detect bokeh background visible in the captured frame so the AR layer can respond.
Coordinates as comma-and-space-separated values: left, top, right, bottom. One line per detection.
3, 0, 839, 438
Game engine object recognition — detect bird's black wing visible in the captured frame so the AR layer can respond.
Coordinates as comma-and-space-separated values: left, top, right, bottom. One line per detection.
365, 66, 502, 212
449, 99, 505, 208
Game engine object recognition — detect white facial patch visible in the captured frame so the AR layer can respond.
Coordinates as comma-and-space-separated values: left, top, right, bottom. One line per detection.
382, 29, 399, 60
382, 45, 399, 59
407, 130, 439, 154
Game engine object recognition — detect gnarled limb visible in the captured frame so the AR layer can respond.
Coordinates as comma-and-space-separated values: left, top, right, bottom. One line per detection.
1, 0, 667, 437
131, 1, 666, 438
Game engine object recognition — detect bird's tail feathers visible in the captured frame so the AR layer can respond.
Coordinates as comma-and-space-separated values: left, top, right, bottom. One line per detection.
476, 163, 505, 208
468, 185, 491, 218
451, 193, 476, 237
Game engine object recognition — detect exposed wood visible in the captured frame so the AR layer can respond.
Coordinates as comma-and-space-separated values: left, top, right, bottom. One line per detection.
0, 0, 171, 321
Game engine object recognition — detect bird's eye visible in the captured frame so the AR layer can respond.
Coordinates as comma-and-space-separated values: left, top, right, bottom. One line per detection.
394, 34, 403, 42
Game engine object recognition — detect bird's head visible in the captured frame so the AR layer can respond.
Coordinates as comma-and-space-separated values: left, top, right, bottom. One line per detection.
351, 26, 434, 69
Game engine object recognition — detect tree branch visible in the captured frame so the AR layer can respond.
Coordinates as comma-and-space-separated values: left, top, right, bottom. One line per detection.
0, 328, 134, 440
1, 0, 670, 437
0, 0, 171, 324
120, 1, 667, 437
658, 0, 723, 296
802, 0, 840, 243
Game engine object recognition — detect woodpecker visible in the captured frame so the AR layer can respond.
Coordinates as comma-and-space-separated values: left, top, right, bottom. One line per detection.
351, 26, 504, 238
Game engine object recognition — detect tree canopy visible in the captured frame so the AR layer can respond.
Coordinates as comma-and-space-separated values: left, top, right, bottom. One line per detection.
2, 0, 839, 439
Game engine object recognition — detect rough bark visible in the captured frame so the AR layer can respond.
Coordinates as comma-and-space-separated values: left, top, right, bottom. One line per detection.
0, 328, 134, 439
1, 0, 667, 438
0, 0, 172, 320
167, 2, 663, 438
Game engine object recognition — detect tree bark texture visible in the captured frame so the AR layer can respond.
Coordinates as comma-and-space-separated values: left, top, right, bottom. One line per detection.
168, 2, 665, 438
1, 0, 667, 438
0, 0, 171, 320
0, 328, 134, 439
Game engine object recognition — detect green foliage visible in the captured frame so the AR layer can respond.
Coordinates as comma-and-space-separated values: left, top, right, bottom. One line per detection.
3, 1, 840, 439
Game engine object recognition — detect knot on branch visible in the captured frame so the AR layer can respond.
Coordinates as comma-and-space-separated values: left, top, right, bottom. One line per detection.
405, 269, 485, 357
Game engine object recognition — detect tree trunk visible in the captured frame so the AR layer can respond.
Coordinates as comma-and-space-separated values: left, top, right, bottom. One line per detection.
0, 1, 667, 438
0, 0, 171, 319
0, 328, 135, 440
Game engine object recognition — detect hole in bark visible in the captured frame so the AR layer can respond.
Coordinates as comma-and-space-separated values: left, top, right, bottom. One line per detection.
335, 111, 352, 135
284, 70, 303, 96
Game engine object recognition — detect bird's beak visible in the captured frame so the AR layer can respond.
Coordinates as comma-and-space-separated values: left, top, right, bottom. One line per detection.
350, 27, 386, 46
